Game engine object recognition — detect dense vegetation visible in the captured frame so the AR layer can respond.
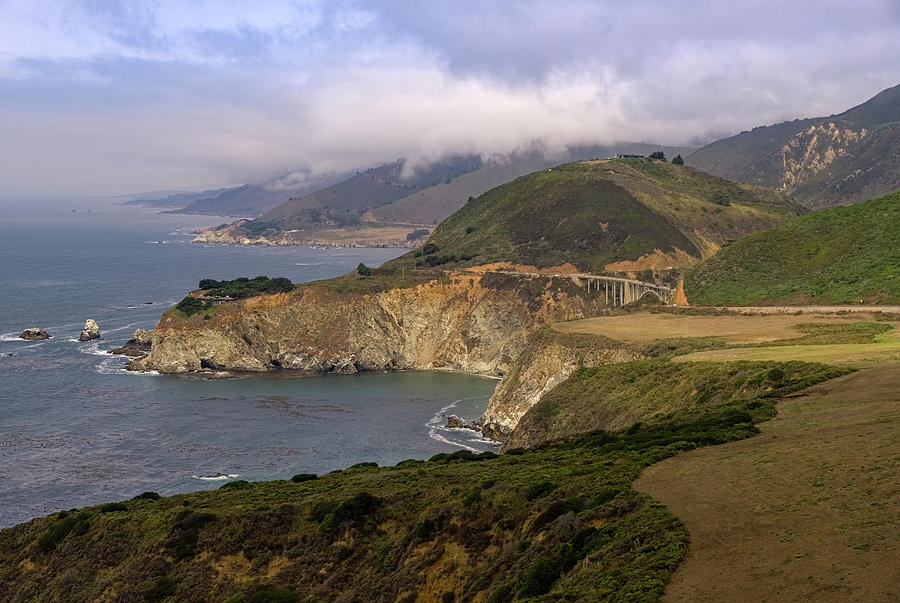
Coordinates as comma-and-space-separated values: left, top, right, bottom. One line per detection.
506, 359, 850, 450
685, 191, 900, 305
175, 276, 295, 316
0, 358, 844, 602
380, 158, 799, 275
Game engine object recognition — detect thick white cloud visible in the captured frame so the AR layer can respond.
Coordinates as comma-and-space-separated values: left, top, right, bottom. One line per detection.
0, 0, 899, 201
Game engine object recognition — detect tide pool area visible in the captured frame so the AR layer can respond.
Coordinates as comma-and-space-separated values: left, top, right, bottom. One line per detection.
0, 206, 497, 528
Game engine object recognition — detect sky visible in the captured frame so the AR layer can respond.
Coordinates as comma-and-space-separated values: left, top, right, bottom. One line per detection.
1, 0, 899, 203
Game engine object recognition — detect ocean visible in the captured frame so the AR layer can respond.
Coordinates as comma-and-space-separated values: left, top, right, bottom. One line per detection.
0, 203, 498, 529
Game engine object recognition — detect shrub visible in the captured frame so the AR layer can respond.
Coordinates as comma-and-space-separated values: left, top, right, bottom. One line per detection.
100, 502, 127, 513
220, 480, 253, 490
524, 480, 556, 500
146, 576, 177, 602
291, 473, 317, 483
672, 154, 684, 165
175, 296, 205, 316
422, 242, 439, 255
37, 511, 91, 552
357, 263, 372, 277
518, 557, 558, 597
132, 491, 161, 501
247, 587, 300, 603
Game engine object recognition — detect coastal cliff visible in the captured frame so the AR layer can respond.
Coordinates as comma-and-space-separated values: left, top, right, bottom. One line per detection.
479, 328, 638, 439
131, 272, 609, 375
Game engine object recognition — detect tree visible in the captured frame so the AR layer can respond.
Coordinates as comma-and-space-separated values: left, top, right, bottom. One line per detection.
649, 151, 666, 161
357, 263, 372, 277
672, 154, 684, 165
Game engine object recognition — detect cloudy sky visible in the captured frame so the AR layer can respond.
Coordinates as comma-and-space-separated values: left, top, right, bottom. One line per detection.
2, 0, 899, 202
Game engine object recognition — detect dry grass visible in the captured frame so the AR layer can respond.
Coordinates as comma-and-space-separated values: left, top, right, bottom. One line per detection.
673, 336, 900, 366
554, 311, 898, 345
636, 363, 900, 601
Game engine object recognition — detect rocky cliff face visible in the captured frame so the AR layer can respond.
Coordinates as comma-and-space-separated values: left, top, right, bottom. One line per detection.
479, 329, 637, 440
131, 273, 609, 376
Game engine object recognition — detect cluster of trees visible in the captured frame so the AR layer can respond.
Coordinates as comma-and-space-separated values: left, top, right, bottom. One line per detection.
649, 151, 685, 165
198, 276, 294, 298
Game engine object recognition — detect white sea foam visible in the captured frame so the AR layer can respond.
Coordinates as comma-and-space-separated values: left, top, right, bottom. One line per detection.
192, 473, 240, 481
425, 398, 482, 452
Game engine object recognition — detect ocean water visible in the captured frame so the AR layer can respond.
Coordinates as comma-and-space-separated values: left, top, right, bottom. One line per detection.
0, 204, 498, 528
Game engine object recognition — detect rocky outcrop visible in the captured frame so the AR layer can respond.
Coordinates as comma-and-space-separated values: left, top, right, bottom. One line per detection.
19, 328, 50, 340
109, 329, 154, 357
480, 328, 638, 440
78, 319, 100, 342
129, 273, 609, 376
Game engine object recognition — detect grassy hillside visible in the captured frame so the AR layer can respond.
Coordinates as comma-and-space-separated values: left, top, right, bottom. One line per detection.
684, 191, 900, 305
382, 158, 800, 274
687, 83, 900, 207
0, 358, 841, 602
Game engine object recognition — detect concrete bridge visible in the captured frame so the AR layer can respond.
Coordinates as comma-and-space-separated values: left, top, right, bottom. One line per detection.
489, 271, 674, 306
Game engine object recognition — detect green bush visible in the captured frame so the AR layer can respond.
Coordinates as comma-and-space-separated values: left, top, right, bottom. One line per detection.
37, 512, 91, 553
220, 480, 253, 491
290, 473, 317, 483
357, 263, 372, 277
422, 242, 439, 255
132, 491, 161, 501
100, 503, 127, 513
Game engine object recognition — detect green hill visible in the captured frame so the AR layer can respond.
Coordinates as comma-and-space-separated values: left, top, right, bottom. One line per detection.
687, 84, 900, 207
383, 158, 801, 275
684, 191, 900, 305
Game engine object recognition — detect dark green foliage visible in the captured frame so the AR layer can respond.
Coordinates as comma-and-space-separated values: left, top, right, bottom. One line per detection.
176, 276, 295, 315
356, 263, 372, 277
349, 462, 379, 469
247, 587, 300, 603
100, 502, 128, 513
37, 511, 91, 552
146, 576, 177, 602
485, 584, 512, 603
319, 492, 384, 531
465, 225, 474, 234
686, 191, 900, 304
422, 242, 440, 255
649, 151, 666, 161
220, 480, 253, 491
672, 154, 684, 165
199, 276, 294, 298
133, 491, 161, 501
167, 511, 216, 559
290, 473, 317, 483
175, 296, 205, 317
524, 480, 556, 501
407, 228, 430, 240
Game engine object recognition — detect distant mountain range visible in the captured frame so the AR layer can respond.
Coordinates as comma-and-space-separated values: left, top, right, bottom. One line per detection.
688, 83, 900, 207
189, 143, 695, 246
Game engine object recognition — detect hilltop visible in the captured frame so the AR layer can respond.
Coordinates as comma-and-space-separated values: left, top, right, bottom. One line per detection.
381, 158, 801, 276
687, 83, 900, 207
193, 143, 696, 245
684, 190, 900, 305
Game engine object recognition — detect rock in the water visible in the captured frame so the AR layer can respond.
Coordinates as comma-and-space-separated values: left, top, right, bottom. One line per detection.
78, 319, 100, 341
446, 414, 464, 429
109, 328, 153, 356
19, 328, 50, 340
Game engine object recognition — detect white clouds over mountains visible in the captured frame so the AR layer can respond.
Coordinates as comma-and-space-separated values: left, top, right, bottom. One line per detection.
1, 0, 899, 200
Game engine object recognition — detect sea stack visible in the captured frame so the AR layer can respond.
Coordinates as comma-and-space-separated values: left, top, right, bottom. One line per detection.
78, 319, 100, 341
109, 328, 153, 356
19, 328, 50, 340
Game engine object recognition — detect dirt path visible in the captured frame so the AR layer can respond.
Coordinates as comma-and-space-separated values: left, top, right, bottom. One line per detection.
635, 364, 900, 602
